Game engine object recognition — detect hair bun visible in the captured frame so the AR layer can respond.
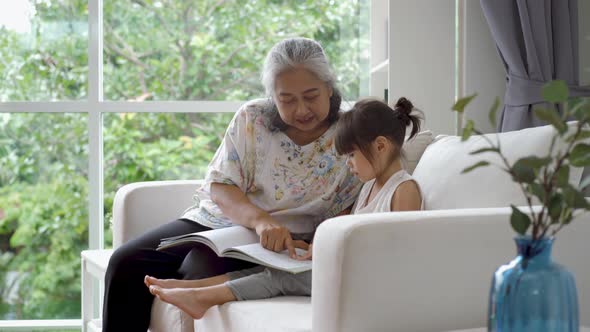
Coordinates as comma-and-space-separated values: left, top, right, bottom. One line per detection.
395, 97, 413, 115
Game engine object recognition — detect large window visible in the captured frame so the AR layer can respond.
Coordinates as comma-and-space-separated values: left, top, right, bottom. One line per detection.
0, 0, 88, 101
0, 0, 369, 328
102, 112, 233, 247
103, 1, 368, 101
0, 113, 88, 321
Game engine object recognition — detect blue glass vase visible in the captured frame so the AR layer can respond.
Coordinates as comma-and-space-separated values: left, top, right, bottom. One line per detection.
488, 236, 579, 331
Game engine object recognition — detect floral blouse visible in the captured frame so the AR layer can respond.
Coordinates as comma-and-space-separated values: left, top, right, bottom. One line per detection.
181, 99, 362, 234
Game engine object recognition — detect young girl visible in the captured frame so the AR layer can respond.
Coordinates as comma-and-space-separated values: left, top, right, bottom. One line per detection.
336, 97, 423, 214
143, 97, 423, 319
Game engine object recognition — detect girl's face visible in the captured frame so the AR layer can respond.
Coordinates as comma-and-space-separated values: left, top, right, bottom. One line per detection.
273, 68, 333, 134
345, 147, 376, 182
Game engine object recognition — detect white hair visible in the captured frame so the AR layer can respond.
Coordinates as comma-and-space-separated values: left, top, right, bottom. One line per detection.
261, 37, 338, 96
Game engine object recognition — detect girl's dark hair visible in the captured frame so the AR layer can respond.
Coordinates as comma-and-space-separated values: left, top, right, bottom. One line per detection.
270, 88, 342, 131
335, 97, 421, 162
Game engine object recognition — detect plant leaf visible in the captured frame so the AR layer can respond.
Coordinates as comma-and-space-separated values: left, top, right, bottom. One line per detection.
555, 165, 570, 187
469, 147, 500, 155
488, 96, 500, 129
548, 194, 563, 222
511, 159, 537, 183
510, 205, 531, 235
563, 185, 590, 209
452, 94, 477, 113
528, 182, 546, 202
533, 107, 567, 134
579, 175, 590, 190
570, 143, 590, 167
575, 106, 590, 123
517, 156, 552, 169
570, 98, 590, 122
461, 160, 490, 174
511, 167, 535, 183
461, 119, 474, 142
565, 130, 590, 143
542, 80, 569, 103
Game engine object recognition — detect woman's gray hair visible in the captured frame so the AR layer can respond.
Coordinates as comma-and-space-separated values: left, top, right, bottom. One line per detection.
262, 38, 343, 130
261, 37, 337, 96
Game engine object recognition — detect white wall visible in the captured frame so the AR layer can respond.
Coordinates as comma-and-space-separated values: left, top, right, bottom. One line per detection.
462, 0, 506, 134
388, 0, 456, 136
580, 0, 590, 86
369, 0, 389, 101
382, 1, 510, 135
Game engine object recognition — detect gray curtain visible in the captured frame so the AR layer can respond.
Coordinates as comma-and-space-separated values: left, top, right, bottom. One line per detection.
480, 0, 590, 132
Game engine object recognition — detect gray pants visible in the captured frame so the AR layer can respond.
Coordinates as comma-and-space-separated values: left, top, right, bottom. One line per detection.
225, 266, 312, 300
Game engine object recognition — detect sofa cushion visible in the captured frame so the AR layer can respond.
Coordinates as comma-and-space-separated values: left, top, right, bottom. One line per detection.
412, 123, 584, 210
149, 298, 194, 332
402, 130, 435, 174
195, 296, 311, 332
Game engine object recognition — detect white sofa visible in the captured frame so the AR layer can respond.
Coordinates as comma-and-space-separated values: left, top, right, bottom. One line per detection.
112, 124, 590, 331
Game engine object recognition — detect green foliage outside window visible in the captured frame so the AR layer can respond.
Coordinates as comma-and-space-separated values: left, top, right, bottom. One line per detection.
0, 0, 368, 320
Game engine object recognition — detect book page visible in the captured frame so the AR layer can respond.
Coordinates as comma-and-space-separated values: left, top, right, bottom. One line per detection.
158, 225, 259, 254
157, 237, 218, 255
224, 243, 312, 274
192, 226, 259, 253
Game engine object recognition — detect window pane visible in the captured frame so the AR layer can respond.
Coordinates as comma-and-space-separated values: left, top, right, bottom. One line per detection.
0, 0, 88, 101
0, 113, 88, 320
103, 112, 233, 248
104, 0, 369, 101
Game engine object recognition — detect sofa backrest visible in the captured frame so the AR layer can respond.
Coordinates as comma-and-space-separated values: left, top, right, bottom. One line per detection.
412, 123, 584, 210
112, 180, 203, 247
401, 130, 435, 174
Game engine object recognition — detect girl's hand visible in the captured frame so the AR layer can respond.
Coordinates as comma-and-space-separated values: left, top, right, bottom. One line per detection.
255, 220, 295, 257
294, 242, 313, 261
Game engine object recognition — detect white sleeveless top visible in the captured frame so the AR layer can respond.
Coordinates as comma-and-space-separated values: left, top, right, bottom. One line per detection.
352, 169, 424, 214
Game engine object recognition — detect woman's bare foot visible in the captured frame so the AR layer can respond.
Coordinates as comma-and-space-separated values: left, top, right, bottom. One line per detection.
144, 276, 203, 289
148, 284, 236, 320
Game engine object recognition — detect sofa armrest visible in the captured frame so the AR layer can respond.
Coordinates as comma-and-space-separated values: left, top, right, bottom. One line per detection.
312, 207, 590, 332
112, 180, 203, 248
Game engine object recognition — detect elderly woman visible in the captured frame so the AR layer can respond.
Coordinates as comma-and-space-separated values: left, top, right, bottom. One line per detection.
102, 37, 361, 331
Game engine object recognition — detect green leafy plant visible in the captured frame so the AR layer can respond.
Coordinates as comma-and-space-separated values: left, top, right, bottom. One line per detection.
452, 80, 590, 241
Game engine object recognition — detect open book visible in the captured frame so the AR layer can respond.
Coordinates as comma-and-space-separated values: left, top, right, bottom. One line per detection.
157, 226, 311, 274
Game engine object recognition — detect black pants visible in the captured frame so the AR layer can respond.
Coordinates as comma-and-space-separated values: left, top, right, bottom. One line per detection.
102, 218, 255, 332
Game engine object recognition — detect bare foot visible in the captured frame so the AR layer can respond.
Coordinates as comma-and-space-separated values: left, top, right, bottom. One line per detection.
148, 285, 211, 319
144, 276, 203, 289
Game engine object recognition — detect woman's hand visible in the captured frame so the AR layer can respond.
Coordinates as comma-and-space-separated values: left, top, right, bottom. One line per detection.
211, 183, 297, 257
294, 242, 313, 260
255, 220, 296, 257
